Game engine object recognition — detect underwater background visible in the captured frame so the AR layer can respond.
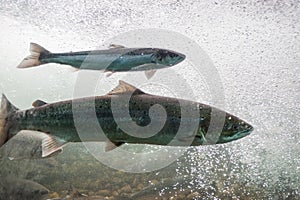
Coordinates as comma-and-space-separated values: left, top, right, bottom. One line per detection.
0, 0, 299, 199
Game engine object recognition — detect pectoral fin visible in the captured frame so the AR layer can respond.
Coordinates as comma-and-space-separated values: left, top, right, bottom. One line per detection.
107, 80, 145, 95
145, 69, 157, 79
42, 135, 68, 158
105, 140, 124, 152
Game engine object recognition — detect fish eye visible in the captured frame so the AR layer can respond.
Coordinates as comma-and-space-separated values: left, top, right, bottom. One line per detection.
224, 123, 240, 131
170, 53, 176, 58
168, 54, 174, 59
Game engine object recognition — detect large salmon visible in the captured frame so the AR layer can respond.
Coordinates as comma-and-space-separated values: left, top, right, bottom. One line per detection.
0, 81, 253, 158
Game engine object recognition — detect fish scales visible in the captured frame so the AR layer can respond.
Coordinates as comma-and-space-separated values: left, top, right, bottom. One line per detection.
0, 81, 253, 158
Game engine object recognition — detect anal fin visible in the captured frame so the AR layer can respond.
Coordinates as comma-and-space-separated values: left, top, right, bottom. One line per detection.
105, 71, 115, 77
105, 140, 124, 152
42, 135, 68, 157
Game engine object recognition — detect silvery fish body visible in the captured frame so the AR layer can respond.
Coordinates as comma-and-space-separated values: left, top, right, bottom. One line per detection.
17, 43, 185, 76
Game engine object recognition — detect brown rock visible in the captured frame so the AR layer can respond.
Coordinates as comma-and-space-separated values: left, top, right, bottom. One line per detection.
112, 191, 119, 196
187, 192, 200, 199
105, 196, 115, 200
98, 189, 111, 196
48, 192, 60, 198
178, 193, 186, 199
132, 178, 137, 186
120, 185, 132, 193
137, 183, 144, 190
88, 191, 94, 196
150, 179, 159, 185
112, 177, 121, 183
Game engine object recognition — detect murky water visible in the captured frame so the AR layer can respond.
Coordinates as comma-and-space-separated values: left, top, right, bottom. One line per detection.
0, 0, 299, 199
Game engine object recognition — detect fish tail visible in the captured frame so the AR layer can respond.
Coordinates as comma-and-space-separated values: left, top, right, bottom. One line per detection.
0, 94, 19, 147
17, 43, 51, 68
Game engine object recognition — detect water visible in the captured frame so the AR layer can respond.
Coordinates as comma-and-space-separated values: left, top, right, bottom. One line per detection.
0, 0, 299, 199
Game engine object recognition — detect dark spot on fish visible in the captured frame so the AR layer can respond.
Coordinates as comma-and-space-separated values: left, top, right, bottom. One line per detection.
136, 116, 151, 126
156, 54, 163, 61
232, 124, 239, 130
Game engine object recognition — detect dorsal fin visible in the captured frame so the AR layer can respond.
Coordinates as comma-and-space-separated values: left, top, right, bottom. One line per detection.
107, 80, 145, 95
32, 100, 47, 107
108, 44, 126, 49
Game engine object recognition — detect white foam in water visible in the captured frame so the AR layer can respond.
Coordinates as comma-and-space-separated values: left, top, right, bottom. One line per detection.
0, 0, 299, 199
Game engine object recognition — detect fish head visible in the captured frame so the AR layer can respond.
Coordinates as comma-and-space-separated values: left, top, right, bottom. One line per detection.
217, 115, 253, 143
152, 49, 186, 66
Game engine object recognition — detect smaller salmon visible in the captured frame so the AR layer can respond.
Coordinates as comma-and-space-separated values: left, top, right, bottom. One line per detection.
17, 43, 186, 78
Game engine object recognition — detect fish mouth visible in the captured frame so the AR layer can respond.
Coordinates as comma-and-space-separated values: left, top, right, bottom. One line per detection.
176, 53, 186, 62
218, 126, 254, 144
168, 54, 185, 66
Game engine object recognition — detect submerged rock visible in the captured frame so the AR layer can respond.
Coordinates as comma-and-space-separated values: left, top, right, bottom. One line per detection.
0, 176, 49, 200
0, 130, 45, 160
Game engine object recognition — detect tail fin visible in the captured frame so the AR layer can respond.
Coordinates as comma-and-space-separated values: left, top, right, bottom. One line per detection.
17, 43, 51, 68
0, 94, 19, 147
